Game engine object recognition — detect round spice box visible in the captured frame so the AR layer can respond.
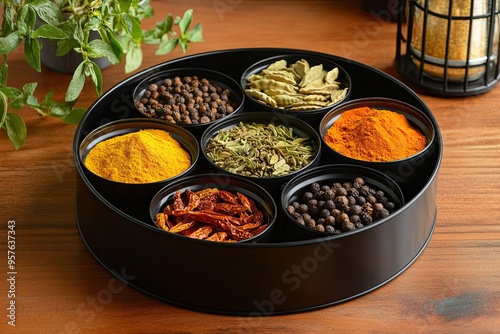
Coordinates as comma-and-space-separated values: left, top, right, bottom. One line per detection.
280, 164, 405, 241
74, 48, 442, 315
319, 97, 435, 200
241, 53, 351, 128
150, 174, 277, 243
78, 118, 199, 222
133, 67, 245, 138
200, 111, 322, 199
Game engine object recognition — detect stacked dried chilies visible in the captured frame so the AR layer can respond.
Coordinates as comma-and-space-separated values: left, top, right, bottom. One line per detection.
154, 188, 268, 242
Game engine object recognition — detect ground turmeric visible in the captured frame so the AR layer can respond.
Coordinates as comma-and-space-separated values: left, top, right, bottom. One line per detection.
84, 129, 191, 183
324, 107, 427, 162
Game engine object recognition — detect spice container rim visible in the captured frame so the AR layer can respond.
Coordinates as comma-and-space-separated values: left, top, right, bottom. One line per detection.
319, 97, 436, 164
79, 117, 200, 186
132, 67, 245, 128
149, 173, 277, 244
200, 110, 322, 182
240, 53, 351, 114
280, 163, 406, 240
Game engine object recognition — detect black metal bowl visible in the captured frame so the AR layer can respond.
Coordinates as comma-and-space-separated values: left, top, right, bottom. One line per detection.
241, 53, 351, 129
200, 111, 322, 200
281, 164, 405, 241
133, 68, 245, 138
319, 97, 436, 200
78, 118, 199, 222
150, 174, 277, 243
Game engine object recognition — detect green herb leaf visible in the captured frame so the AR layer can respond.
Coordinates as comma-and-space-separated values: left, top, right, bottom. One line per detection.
105, 31, 124, 62
32, 0, 62, 26
32, 24, 68, 39
74, 22, 85, 44
4, 113, 27, 150
178, 9, 193, 35
48, 101, 71, 117
24, 38, 42, 72
156, 37, 178, 55
55, 21, 79, 56
121, 13, 142, 42
187, 23, 204, 43
178, 38, 188, 53
42, 90, 55, 106
125, 43, 142, 73
0, 33, 23, 53
0, 87, 21, 99
60, 107, 86, 124
0, 91, 7, 129
0, 55, 7, 86
88, 61, 103, 96
86, 39, 120, 64
144, 15, 174, 44
23, 6, 37, 30
118, 0, 132, 13
22, 82, 37, 96
66, 62, 85, 102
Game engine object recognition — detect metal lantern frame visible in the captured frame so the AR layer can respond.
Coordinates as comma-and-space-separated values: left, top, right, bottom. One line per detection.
396, 0, 500, 96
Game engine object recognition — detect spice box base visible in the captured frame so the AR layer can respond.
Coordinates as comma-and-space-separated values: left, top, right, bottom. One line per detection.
73, 48, 442, 315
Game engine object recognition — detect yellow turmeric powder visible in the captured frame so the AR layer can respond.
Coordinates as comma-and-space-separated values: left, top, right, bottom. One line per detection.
84, 129, 191, 183
324, 107, 427, 162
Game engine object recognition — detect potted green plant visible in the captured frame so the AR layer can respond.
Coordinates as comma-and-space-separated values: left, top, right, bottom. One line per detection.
0, 0, 203, 149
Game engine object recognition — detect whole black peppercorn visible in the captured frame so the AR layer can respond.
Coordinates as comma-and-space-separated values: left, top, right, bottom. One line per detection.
349, 205, 363, 216
305, 218, 316, 228
324, 216, 335, 226
325, 225, 335, 234
334, 196, 349, 209
356, 196, 366, 206
335, 187, 348, 197
324, 200, 335, 210
375, 208, 390, 220
350, 214, 361, 224
353, 177, 365, 188
373, 203, 384, 212
310, 183, 321, 193
297, 204, 309, 214
320, 209, 330, 219
367, 195, 377, 204
361, 213, 373, 225
386, 202, 396, 211
307, 198, 318, 208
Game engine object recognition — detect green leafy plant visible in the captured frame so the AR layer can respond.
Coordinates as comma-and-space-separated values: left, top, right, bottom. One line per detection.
0, 0, 203, 149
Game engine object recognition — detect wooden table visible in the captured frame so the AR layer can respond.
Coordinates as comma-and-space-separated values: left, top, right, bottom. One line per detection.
1, 1, 499, 332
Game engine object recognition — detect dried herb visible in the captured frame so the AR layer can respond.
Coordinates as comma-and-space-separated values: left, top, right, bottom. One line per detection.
205, 122, 316, 177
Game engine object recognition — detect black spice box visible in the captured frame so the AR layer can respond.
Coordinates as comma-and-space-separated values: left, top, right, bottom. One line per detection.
73, 48, 442, 315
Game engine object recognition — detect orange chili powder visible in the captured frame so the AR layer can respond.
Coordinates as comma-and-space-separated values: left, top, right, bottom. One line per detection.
323, 107, 427, 162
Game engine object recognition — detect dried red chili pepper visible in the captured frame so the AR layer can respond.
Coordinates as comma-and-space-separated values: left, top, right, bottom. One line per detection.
155, 187, 268, 242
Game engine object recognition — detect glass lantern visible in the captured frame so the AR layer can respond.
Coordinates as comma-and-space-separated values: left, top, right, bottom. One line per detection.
396, 0, 500, 96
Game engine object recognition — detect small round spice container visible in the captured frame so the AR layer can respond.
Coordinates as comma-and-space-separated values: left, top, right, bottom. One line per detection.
280, 164, 405, 241
200, 111, 322, 199
79, 118, 199, 222
319, 98, 435, 199
133, 68, 245, 138
240, 54, 351, 128
150, 174, 277, 243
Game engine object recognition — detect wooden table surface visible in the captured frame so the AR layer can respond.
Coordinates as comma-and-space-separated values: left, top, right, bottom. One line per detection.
1, 1, 500, 333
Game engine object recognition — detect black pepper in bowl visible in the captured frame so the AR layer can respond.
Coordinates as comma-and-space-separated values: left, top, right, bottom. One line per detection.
286, 177, 399, 235
133, 68, 244, 126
